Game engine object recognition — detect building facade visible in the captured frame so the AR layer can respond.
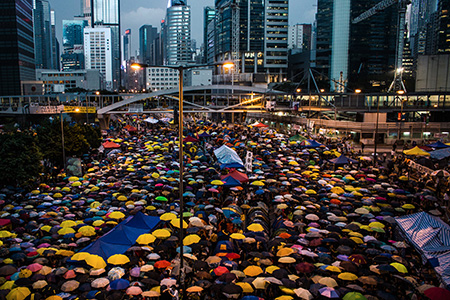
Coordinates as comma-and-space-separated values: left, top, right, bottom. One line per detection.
91, 0, 120, 90
437, 0, 450, 53
139, 25, 158, 65
145, 67, 179, 91
123, 29, 131, 62
164, 0, 193, 65
62, 19, 88, 70
0, 0, 35, 96
185, 68, 213, 86
36, 69, 103, 93
33, 0, 57, 70
84, 27, 113, 90
288, 24, 312, 53
203, 6, 215, 63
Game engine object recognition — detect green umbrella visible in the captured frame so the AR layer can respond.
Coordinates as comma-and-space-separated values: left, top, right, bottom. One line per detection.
155, 196, 168, 202
343, 292, 367, 300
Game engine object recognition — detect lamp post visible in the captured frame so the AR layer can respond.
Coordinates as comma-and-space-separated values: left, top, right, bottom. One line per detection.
373, 97, 380, 166
60, 110, 66, 172
131, 62, 233, 297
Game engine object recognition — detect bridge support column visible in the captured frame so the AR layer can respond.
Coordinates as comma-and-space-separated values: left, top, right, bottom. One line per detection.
98, 114, 111, 131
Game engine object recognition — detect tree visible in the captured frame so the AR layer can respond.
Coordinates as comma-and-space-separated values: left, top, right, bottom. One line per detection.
0, 132, 43, 187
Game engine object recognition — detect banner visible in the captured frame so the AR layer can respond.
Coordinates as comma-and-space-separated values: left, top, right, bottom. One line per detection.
64, 106, 96, 113
245, 151, 253, 173
408, 160, 433, 175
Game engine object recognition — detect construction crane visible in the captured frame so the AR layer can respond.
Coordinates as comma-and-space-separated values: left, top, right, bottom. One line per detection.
352, 0, 409, 93
217, 0, 240, 74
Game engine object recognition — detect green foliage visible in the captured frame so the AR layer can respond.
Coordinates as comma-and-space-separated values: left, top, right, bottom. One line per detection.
0, 132, 43, 186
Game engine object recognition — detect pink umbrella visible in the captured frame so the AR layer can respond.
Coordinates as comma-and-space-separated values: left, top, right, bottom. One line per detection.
208, 188, 219, 193
155, 183, 164, 187
37, 243, 51, 249
27, 263, 43, 272
130, 267, 141, 277
126, 286, 143, 295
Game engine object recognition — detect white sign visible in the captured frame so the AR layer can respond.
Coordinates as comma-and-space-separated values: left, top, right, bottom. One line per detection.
245, 151, 253, 173
408, 160, 433, 175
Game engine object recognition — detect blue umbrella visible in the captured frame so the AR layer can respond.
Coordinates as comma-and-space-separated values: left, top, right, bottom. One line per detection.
109, 279, 130, 290
176, 246, 192, 253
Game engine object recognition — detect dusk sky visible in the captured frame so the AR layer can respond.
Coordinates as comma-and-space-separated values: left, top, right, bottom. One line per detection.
48, 0, 316, 56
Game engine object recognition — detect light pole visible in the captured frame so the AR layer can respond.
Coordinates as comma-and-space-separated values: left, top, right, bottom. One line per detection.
60, 110, 66, 172
373, 97, 380, 166
131, 62, 233, 297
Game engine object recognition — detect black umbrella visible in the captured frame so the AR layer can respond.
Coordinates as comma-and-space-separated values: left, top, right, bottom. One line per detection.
221, 283, 243, 295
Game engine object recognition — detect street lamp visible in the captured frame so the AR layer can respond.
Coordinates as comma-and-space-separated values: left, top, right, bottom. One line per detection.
355, 89, 362, 94
60, 110, 66, 172
131, 61, 234, 296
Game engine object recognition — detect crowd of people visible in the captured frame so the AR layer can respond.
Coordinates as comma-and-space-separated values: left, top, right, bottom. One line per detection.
0, 117, 449, 300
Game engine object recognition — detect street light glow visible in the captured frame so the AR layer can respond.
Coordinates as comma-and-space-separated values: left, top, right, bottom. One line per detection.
397, 90, 405, 95
355, 89, 362, 94
131, 63, 144, 70
223, 62, 234, 70
296, 88, 301, 93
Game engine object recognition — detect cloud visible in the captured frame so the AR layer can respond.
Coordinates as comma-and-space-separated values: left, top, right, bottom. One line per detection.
121, 7, 166, 54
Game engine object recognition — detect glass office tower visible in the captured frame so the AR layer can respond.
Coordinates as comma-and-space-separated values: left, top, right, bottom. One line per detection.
164, 0, 192, 65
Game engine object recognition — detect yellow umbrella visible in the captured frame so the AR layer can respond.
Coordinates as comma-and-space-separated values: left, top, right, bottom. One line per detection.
211, 180, 224, 186
247, 223, 264, 232
117, 195, 127, 201
60, 220, 77, 228
266, 265, 280, 274
277, 248, 294, 257
183, 234, 201, 245
325, 266, 342, 273
85, 254, 107, 269
68, 176, 79, 182
402, 204, 415, 210
136, 234, 156, 245
78, 226, 96, 237
186, 286, 204, 293
160, 213, 177, 221
46, 296, 63, 300
243, 265, 263, 277
40, 225, 52, 232
279, 257, 296, 264
236, 282, 254, 293
109, 211, 125, 219
71, 181, 82, 187
390, 263, 408, 273
92, 220, 104, 227
107, 254, 130, 265
58, 228, 75, 235
319, 277, 338, 287
0, 231, 13, 238
6, 287, 30, 300
338, 272, 358, 281
368, 222, 385, 228
71, 252, 91, 261
305, 190, 316, 195
230, 233, 246, 240
251, 181, 264, 186
0, 281, 15, 290
152, 229, 171, 239
275, 296, 293, 300
170, 219, 188, 229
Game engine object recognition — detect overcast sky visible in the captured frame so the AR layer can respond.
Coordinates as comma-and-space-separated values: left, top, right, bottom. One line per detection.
49, 0, 317, 56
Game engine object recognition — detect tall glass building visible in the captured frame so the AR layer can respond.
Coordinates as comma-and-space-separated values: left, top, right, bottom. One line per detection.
33, 0, 56, 70
62, 19, 88, 70
139, 25, 158, 65
91, 0, 120, 90
203, 7, 215, 63
0, 0, 35, 95
164, 0, 192, 65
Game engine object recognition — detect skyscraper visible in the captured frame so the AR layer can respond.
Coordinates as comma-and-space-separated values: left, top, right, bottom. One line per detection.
84, 27, 113, 90
437, 0, 450, 53
314, 0, 399, 91
62, 19, 88, 71
288, 24, 312, 53
164, 0, 192, 65
91, 0, 120, 90
0, 0, 35, 95
33, 0, 56, 70
81, 0, 91, 25
51, 10, 60, 70
264, 0, 289, 81
139, 25, 158, 65
123, 29, 131, 62
203, 7, 215, 63
409, 0, 438, 57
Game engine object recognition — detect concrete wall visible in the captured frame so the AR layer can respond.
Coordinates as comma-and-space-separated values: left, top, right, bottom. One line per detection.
416, 55, 450, 92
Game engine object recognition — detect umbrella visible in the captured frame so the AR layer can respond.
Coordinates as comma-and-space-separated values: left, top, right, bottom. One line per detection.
243, 265, 264, 277
294, 288, 313, 300
319, 287, 339, 298
343, 292, 367, 300
85, 254, 107, 269
136, 233, 156, 245
107, 254, 130, 265
109, 279, 130, 290
91, 278, 110, 288
186, 286, 204, 293
424, 287, 450, 300
6, 287, 30, 300
319, 277, 338, 287
338, 272, 358, 281
61, 280, 80, 292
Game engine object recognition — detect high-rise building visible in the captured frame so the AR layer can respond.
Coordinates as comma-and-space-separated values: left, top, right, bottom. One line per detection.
84, 27, 113, 90
203, 6, 215, 63
0, 0, 35, 95
206, 16, 216, 65
409, 0, 438, 57
33, 0, 56, 70
288, 24, 312, 53
164, 0, 192, 65
139, 25, 158, 65
123, 29, 131, 62
314, 0, 399, 91
215, 0, 266, 74
81, 0, 91, 25
437, 0, 450, 53
91, 0, 120, 90
264, 0, 289, 81
62, 19, 88, 71
51, 10, 60, 70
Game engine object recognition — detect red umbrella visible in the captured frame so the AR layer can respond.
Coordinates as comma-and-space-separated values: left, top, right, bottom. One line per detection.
226, 253, 241, 260
424, 287, 450, 300
102, 141, 121, 149
183, 136, 199, 143
295, 262, 315, 273
221, 170, 249, 183
154, 260, 171, 269
348, 254, 367, 265
213, 266, 229, 276
253, 122, 268, 128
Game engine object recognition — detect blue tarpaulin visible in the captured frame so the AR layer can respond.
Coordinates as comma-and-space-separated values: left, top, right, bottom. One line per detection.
222, 176, 242, 187
396, 212, 450, 288
427, 141, 450, 149
329, 155, 358, 165
431, 147, 450, 160
300, 139, 325, 148
214, 145, 244, 169
80, 212, 160, 259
